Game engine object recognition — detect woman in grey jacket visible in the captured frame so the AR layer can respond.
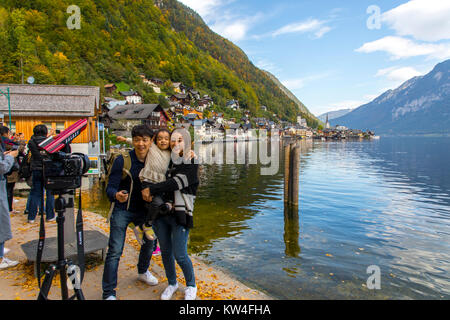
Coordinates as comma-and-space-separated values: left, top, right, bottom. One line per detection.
0, 144, 19, 269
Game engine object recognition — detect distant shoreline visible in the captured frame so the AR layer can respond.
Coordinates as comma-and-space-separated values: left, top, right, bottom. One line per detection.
379, 134, 450, 138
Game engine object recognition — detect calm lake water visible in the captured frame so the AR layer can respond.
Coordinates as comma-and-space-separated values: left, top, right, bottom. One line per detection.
82, 137, 450, 299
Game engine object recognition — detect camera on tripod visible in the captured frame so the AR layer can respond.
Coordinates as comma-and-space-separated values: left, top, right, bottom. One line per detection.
34, 118, 91, 300
42, 152, 90, 191
38, 119, 90, 191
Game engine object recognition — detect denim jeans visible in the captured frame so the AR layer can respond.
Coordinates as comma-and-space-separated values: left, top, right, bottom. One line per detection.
102, 207, 155, 299
153, 215, 196, 287
0, 242, 4, 258
28, 170, 55, 221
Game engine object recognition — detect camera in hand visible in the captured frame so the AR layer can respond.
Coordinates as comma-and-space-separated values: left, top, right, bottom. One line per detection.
43, 152, 90, 191
158, 203, 171, 215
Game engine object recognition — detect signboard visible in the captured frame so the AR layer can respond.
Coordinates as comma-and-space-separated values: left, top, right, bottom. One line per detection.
87, 156, 100, 175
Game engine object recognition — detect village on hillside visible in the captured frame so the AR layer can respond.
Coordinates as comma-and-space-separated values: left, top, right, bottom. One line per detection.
99, 74, 377, 143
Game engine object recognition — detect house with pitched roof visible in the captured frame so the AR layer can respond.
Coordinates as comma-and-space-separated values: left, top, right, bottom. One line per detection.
0, 84, 99, 144
119, 90, 143, 104
108, 104, 170, 134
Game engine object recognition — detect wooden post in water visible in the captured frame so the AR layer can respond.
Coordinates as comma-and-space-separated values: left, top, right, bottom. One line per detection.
290, 142, 300, 207
283, 139, 301, 257
284, 140, 300, 206
284, 142, 291, 203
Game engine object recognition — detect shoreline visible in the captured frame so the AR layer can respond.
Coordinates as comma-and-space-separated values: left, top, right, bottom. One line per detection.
0, 197, 272, 300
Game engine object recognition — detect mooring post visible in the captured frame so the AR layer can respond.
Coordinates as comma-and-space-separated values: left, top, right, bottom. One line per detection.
284, 141, 291, 203
290, 142, 300, 207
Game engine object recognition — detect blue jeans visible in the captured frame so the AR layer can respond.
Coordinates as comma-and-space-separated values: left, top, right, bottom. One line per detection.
28, 170, 55, 221
153, 215, 196, 287
102, 207, 155, 299
0, 242, 4, 258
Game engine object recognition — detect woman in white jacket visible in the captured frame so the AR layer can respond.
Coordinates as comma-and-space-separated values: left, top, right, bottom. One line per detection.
0, 145, 19, 269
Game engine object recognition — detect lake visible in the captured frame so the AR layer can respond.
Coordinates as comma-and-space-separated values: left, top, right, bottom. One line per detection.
82, 137, 450, 299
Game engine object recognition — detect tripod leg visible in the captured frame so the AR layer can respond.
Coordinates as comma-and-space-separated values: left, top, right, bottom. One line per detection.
74, 288, 85, 300
37, 264, 57, 300
59, 261, 69, 300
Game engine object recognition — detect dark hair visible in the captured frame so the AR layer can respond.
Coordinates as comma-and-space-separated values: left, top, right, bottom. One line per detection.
0, 126, 9, 136
155, 128, 171, 140
33, 124, 48, 136
131, 125, 153, 139
154, 128, 172, 149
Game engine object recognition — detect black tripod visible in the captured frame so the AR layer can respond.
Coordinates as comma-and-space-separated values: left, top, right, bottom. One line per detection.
37, 191, 85, 300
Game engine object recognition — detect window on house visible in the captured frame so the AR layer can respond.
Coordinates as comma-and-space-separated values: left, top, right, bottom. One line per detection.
8, 121, 16, 132
43, 122, 53, 131
55, 122, 65, 131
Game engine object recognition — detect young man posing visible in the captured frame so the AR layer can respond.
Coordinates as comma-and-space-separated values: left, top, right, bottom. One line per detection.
102, 125, 158, 300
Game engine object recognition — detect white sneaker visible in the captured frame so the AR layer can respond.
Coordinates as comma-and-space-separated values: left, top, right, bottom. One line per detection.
184, 286, 197, 300
0, 257, 19, 269
28, 220, 35, 224
138, 270, 158, 286
105, 295, 117, 300
161, 282, 179, 300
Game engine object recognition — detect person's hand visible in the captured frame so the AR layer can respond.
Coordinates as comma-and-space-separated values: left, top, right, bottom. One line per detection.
4, 150, 19, 158
142, 188, 153, 202
115, 190, 129, 203
116, 136, 128, 143
190, 150, 197, 160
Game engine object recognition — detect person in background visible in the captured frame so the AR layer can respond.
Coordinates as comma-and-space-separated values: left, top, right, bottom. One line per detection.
0, 143, 19, 269
6, 145, 22, 214
27, 125, 55, 223
0, 126, 20, 214
0, 126, 19, 149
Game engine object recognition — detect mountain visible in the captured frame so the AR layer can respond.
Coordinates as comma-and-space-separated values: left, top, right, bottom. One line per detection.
262, 70, 318, 122
331, 59, 450, 135
0, 0, 319, 127
318, 108, 353, 122
159, 0, 320, 127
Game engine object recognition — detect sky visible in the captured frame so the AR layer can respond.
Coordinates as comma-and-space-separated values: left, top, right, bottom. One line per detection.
178, 0, 450, 116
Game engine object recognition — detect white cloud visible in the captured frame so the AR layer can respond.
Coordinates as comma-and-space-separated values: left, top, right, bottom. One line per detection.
271, 18, 332, 38
178, 0, 225, 20
382, 0, 450, 42
375, 66, 423, 82
314, 26, 332, 39
281, 78, 307, 90
211, 21, 249, 41
254, 58, 281, 74
179, 0, 264, 42
356, 36, 450, 60
281, 73, 330, 90
357, 1, 450, 60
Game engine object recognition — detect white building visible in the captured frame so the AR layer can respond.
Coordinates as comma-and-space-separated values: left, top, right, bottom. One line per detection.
119, 90, 143, 104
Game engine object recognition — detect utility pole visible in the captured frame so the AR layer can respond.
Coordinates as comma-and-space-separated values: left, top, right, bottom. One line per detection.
20, 57, 24, 84
0, 87, 12, 130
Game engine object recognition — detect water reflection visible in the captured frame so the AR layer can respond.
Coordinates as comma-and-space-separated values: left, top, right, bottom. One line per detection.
82, 138, 450, 299
284, 205, 300, 258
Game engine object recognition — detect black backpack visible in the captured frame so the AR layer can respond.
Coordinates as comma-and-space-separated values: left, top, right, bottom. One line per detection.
18, 151, 32, 179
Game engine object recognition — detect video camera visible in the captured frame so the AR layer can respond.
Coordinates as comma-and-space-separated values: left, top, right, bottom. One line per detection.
38, 119, 90, 191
